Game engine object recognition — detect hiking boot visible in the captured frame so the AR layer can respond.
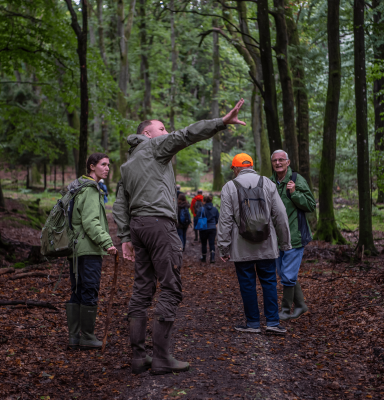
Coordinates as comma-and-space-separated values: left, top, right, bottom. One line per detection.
291, 282, 308, 319
279, 285, 294, 321
129, 317, 152, 374
200, 254, 206, 263
151, 316, 189, 375
235, 324, 261, 334
65, 303, 80, 349
266, 325, 287, 335
79, 305, 102, 350
210, 251, 215, 264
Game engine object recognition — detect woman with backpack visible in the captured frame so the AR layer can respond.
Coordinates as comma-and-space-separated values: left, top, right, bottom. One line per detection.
66, 153, 117, 350
177, 194, 191, 251
199, 195, 219, 263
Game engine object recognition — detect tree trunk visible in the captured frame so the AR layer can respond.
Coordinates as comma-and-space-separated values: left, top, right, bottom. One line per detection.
169, 0, 177, 176
272, 0, 299, 171
26, 167, 30, 189
64, 0, 89, 177
257, 0, 282, 152
96, 0, 108, 67
373, 0, 384, 203
354, 0, 377, 255
54, 165, 56, 190
212, 19, 223, 191
285, 0, 316, 229
315, 0, 345, 244
0, 180, 5, 211
43, 163, 47, 190
62, 164, 65, 188
139, 0, 151, 120
66, 109, 80, 177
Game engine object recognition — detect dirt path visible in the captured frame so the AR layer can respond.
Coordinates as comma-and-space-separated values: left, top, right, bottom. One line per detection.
0, 214, 383, 399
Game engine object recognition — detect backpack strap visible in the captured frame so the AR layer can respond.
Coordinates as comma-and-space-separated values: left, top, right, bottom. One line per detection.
257, 176, 264, 188
286, 171, 297, 200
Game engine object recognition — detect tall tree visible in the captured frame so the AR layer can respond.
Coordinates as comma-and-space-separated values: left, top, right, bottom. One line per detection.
211, 18, 223, 191
169, 1, 177, 175
96, 0, 108, 68
0, 180, 5, 211
373, 0, 384, 203
354, 0, 378, 254
315, 0, 345, 244
271, 0, 299, 170
257, 0, 282, 152
64, 0, 89, 176
139, 0, 151, 119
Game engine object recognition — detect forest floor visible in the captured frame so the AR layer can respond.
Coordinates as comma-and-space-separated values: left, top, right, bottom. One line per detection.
1, 199, 384, 400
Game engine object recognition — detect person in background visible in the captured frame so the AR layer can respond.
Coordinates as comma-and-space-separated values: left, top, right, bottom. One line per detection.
190, 189, 204, 242
177, 194, 191, 251
217, 153, 291, 335
98, 179, 108, 204
176, 184, 183, 199
270, 150, 316, 320
66, 153, 117, 351
199, 195, 219, 263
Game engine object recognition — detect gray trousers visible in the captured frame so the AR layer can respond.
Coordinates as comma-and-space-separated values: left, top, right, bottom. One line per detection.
128, 216, 183, 320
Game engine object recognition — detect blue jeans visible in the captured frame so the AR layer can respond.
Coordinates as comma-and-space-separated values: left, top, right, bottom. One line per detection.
234, 259, 279, 328
200, 228, 216, 254
177, 227, 188, 250
275, 247, 305, 286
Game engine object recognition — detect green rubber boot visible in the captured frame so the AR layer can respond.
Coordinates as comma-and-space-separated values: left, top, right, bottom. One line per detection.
279, 286, 294, 321
151, 316, 189, 375
129, 317, 152, 374
291, 282, 308, 319
79, 305, 102, 350
65, 303, 80, 349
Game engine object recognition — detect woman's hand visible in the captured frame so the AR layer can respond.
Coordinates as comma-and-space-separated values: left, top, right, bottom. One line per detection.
106, 246, 117, 255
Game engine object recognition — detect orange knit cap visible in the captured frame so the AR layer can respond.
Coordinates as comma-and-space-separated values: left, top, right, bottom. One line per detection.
231, 153, 254, 169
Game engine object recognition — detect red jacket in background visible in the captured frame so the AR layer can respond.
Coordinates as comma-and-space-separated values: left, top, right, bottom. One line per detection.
190, 194, 204, 217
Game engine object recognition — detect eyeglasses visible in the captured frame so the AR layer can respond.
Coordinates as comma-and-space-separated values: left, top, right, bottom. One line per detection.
271, 158, 288, 164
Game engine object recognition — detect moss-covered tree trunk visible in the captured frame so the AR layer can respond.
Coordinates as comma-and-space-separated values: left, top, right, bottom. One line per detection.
0, 180, 5, 211
272, 0, 299, 171
257, 0, 282, 152
373, 0, 384, 203
353, 0, 378, 254
315, 0, 345, 244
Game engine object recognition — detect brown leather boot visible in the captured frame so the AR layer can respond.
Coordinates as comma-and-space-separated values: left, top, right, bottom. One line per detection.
151, 316, 189, 375
129, 317, 152, 374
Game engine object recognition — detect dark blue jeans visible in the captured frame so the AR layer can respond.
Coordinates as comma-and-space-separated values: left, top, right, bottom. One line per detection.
69, 255, 102, 306
177, 227, 188, 250
200, 228, 216, 254
234, 259, 279, 328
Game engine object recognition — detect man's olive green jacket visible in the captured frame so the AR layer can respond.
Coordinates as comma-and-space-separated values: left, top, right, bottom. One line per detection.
112, 118, 227, 243
270, 167, 316, 249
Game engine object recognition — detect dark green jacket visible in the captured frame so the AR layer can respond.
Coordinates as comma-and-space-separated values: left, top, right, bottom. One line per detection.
270, 167, 316, 249
113, 118, 227, 243
70, 176, 113, 257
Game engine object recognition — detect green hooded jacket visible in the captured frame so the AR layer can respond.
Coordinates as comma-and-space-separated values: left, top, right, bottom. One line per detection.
270, 166, 316, 249
70, 176, 113, 257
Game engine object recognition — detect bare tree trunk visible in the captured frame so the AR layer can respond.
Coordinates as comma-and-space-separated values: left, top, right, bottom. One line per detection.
96, 0, 108, 67
54, 165, 56, 190
64, 0, 89, 177
354, 0, 377, 255
257, 0, 282, 152
272, 0, 299, 171
62, 164, 65, 188
66, 109, 80, 177
0, 180, 5, 211
315, 0, 345, 244
373, 0, 384, 203
43, 163, 47, 190
169, 1, 177, 176
139, 0, 151, 120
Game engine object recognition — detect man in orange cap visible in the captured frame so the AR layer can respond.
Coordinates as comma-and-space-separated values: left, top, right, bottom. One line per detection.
217, 153, 291, 335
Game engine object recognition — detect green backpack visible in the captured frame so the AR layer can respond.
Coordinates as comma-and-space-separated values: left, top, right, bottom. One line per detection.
40, 178, 99, 257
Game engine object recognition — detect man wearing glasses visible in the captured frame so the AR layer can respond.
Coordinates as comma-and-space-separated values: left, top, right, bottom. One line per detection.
270, 150, 316, 321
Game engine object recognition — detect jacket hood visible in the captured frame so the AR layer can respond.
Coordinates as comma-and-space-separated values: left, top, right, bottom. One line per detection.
178, 201, 190, 208
205, 203, 214, 210
127, 134, 149, 148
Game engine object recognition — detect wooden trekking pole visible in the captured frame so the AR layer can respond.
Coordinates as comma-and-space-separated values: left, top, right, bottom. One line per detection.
101, 252, 119, 353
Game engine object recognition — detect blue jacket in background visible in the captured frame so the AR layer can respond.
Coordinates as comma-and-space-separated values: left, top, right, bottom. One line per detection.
98, 181, 108, 204
201, 203, 219, 230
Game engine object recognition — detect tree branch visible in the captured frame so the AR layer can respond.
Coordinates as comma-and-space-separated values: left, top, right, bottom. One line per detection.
248, 71, 265, 99
64, 0, 82, 39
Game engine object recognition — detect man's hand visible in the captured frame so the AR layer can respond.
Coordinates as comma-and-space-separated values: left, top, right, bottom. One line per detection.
287, 180, 296, 194
222, 98, 246, 126
122, 241, 135, 262
220, 255, 231, 263
106, 246, 117, 255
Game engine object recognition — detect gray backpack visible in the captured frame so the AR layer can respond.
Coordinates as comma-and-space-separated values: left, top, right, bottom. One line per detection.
232, 173, 270, 243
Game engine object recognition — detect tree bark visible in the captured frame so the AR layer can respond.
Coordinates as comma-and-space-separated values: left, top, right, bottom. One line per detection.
272, 0, 299, 170
43, 163, 47, 190
0, 179, 5, 211
257, 0, 282, 152
315, 0, 345, 244
169, 0, 177, 176
373, 0, 384, 203
96, 0, 108, 67
354, 0, 378, 254
139, 0, 151, 120
64, 0, 89, 177
66, 109, 80, 177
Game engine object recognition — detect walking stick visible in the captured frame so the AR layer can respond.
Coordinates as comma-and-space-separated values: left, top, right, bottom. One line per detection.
101, 252, 119, 353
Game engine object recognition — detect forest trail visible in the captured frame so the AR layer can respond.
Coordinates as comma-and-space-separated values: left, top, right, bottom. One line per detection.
0, 213, 383, 399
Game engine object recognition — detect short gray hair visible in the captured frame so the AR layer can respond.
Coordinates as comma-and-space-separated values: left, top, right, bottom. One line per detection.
271, 149, 289, 160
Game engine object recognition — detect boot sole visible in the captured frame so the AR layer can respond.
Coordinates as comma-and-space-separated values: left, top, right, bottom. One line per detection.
79, 345, 102, 350
132, 365, 151, 375
150, 365, 190, 375
290, 309, 309, 320
266, 330, 286, 336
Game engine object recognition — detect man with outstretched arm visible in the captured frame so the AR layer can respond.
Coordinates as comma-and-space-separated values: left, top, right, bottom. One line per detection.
113, 99, 245, 375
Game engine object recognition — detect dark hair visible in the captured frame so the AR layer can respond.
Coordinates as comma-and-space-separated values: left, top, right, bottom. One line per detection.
203, 195, 212, 203
136, 120, 153, 135
178, 193, 187, 203
86, 153, 109, 174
